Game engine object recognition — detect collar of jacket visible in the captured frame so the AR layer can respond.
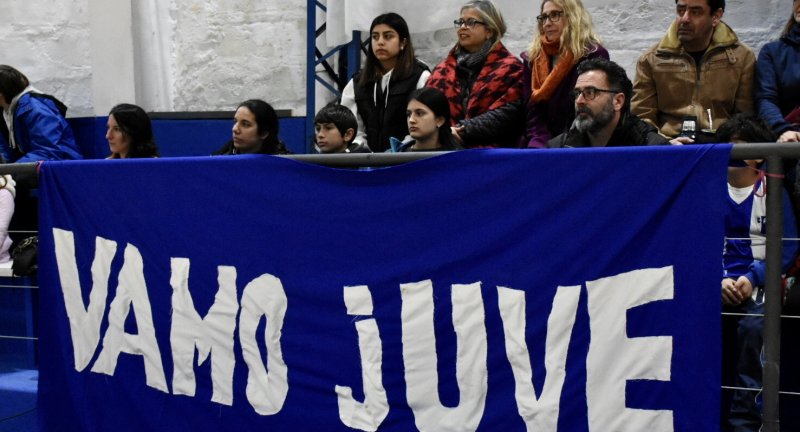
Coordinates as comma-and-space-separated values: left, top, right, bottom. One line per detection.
657, 20, 739, 54
561, 113, 639, 148
783, 23, 800, 46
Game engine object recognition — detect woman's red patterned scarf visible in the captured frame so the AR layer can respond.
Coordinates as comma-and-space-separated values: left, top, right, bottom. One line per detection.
427, 42, 523, 125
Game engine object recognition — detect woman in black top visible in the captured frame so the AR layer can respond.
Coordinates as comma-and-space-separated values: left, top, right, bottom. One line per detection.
340, 13, 429, 153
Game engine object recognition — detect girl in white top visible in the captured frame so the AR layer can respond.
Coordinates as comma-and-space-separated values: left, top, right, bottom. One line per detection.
340, 12, 430, 153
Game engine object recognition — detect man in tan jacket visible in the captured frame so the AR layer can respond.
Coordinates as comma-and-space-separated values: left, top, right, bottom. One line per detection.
631, 0, 755, 144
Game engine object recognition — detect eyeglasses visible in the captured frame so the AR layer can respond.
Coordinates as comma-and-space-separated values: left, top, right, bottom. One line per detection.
453, 18, 487, 29
570, 86, 620, 101
536, 11, 564, 24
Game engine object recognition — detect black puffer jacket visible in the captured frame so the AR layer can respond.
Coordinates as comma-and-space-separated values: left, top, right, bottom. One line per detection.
547, 114, 668, 148
353, 62, 428, 153
459, 99, 524, 148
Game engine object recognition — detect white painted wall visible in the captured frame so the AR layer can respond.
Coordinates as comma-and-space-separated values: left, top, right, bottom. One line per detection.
1, 0, 792, 117
131, 0, 174, 110
2, 0, 94, 116
88, 0, 136, 113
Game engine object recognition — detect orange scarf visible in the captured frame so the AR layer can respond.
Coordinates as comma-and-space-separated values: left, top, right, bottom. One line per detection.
530, 39, 575, 104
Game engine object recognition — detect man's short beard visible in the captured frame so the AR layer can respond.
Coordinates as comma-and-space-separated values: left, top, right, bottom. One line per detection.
574, 99, 615, 134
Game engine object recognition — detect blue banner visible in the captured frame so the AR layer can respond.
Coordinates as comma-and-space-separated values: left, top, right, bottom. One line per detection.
37, 147, 729, 431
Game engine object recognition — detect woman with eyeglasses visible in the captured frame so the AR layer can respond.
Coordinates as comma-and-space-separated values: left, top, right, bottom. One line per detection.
426, 0, 524, 148
340, 13, 430, 153
520, 0, 607, 148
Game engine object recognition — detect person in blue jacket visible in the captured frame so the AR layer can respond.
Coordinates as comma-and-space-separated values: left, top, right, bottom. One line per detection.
0, 65, 82, 242
0, 65, 82, 163
718, 114, 799, 431
755, 4, 800, 230
755, 2, 800, 143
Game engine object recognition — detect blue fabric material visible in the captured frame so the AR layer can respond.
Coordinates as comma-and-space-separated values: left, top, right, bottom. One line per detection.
2, 93, 82, 162
0, 131, 7, 160
755, 24, 800, 134
36, 147, 729, 431
388, 136, 413, 152
64, 117, 309, 159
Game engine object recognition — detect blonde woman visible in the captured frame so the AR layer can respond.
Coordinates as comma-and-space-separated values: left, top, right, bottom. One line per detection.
521, 0, 607, 148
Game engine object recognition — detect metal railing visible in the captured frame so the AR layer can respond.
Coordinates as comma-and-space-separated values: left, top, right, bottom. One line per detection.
731, 144, 791, 432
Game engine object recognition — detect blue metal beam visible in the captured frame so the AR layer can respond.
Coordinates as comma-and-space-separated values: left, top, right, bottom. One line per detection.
307, 2, 361, 153
306, 0, 317, 153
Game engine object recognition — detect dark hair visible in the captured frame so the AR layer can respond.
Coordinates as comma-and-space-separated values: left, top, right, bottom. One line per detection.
781, 12, 798, 38
0, 65, 30, 103
109, 103, 159, 158
576, 57, 633, 114
237, 99, 289, 154
358, 13, 418, 86
715, 114, 776, 143
674, 0, 725, 13
408, 87, 457, 150
314, 103, 357, 144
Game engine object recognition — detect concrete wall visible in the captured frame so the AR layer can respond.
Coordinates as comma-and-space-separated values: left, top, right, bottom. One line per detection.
2, 0, 792, 117
411, 0, 788, 85
2, 0, 94, 116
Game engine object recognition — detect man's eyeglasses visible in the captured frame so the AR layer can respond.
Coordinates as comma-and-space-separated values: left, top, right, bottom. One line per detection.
453, 18, 487, 29
536, 11, 564, 24
570, 86, 620, 101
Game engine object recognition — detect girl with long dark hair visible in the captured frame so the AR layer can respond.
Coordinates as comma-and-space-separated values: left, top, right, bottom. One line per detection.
340, 13, 430, 153
389, 88, 459, 152
214, 99, 290, 155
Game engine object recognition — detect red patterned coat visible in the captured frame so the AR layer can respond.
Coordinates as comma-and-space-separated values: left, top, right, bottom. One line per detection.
427, 41, 524, 148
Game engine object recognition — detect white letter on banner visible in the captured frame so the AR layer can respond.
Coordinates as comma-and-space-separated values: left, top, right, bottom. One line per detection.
585, 267, 674, 431
170, 258, 239, 405
335, 285, 389, 431
91, 244, 168, 393
497, 285, 581, 431
400, 280, 487, 432
52, 229, 117, 372
239, 274, 289, 415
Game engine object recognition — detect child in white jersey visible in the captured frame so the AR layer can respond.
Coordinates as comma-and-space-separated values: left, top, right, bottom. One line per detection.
719, 114, 798, 431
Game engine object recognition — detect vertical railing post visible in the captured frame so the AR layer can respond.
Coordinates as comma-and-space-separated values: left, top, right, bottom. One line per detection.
762, 155, 784, 431
347, 30, 361, 81
306, 0, 318, 153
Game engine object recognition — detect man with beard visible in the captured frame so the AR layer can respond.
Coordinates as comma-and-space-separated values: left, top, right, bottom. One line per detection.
547, 58, 666, 148
631, 0, 755, 144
